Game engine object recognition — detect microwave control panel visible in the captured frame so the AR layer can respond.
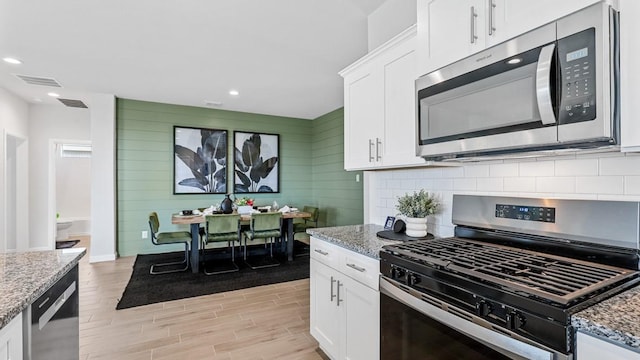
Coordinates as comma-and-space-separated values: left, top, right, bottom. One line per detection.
558, 28, 596, 125
495, 204, 556, 223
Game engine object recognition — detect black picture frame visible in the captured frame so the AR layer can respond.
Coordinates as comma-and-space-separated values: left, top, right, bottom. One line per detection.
233, 131, 280, 193
384, 216, 396, 230
173, 126, 228, 194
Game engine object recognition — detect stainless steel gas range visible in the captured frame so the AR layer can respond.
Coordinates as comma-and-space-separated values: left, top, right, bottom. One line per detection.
379, 195, 640, 360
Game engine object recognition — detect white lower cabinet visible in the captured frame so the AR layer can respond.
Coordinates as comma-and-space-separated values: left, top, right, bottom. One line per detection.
576, 331, 640, 360
310, 237, 380, 360
0, 313, 22, 360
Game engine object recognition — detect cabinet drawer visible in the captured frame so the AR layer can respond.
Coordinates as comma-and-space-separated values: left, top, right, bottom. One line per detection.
310, 237, 340, 269
340, 251, 379, 291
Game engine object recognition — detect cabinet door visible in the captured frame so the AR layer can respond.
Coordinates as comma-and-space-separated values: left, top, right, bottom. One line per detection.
381, 34, 424, 167
418, 0, 485, 75
498, 0, 600, 43
0, 313, 22, 360
310, 259, 342, 358
576, 332, 640, 360
343, 67, 383, 170
342, 276, 380, 360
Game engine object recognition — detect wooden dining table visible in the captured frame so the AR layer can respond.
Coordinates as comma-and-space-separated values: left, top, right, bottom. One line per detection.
172, 211, 312, 273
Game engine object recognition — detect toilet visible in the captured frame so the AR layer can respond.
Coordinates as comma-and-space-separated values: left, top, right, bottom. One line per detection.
56, 219, 73, 241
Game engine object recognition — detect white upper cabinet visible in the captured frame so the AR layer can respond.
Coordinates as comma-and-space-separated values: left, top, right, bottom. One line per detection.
417, 0, 601, 76
620, 0, 640, 152
341, 25, 426, 171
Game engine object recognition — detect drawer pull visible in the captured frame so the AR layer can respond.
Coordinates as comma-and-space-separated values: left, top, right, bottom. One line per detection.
314, 249, 329, 256
346, 263, 366, 272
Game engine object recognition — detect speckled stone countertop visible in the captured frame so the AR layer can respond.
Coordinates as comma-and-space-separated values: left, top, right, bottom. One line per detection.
572, 285, 640, 350
307, 224, 402, 259
0, 248, 85, 330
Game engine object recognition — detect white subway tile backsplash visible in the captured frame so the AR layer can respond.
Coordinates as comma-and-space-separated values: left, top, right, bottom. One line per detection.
576, 176, 623, 194
477, 178, 503, 192
519, 161, 554, 177
504, 177, 536, 192
489, 163, 518, 177
400, 179, 416, 189
432, 179, 454, 190
464, 164, 490, 178
441, 166, 465, 178
536, 177, 575, 193
625, 176, 640, 195
599, 156, 640, 175
555, 158, 598, 176
454, 178, 477, 191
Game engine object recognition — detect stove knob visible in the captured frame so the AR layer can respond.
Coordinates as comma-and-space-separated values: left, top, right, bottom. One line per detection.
407, 272, 421, 286
506, 311, 525, 330
391, 267, 405, 280
475, 300, 492, 317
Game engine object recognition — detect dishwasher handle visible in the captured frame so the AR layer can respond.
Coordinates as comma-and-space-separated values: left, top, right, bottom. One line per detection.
38, 281, 76, 330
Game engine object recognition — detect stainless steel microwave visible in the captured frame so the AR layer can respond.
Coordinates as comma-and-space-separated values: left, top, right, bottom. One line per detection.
416, 2, 619, 161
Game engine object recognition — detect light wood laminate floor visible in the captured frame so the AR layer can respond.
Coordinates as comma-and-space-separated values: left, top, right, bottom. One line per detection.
76, 237, 325, 360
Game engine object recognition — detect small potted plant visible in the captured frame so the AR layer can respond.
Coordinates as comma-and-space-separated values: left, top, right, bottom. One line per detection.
235, 196, 254, 214
395, 190, 440, 237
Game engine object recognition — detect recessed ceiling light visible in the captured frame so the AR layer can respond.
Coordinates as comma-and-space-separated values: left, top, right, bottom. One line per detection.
229, 90, 239, 96
48, 92, 60, 97
3, 57, 22, 65
507, 58, 522, 65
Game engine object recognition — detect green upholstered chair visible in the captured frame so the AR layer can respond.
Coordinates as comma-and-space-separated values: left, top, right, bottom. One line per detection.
202, 214, 241, 275
148, 212, 191, 275
243, 212, 282, 269
293, 206, 319, 238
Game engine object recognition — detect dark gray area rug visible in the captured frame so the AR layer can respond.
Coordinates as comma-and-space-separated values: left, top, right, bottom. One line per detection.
116, 242, 310, 310
55, 239, 80, 249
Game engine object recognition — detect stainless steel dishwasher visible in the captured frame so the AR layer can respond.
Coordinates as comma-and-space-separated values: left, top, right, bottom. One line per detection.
23, 265, 79, 360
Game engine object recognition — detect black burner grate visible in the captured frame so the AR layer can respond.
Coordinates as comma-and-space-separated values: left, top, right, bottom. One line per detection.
387, 238, 637, 305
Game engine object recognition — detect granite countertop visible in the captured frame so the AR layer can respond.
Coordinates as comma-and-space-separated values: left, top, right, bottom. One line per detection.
572, 285, 640, 350
0, 248, 86, 330
307, 224, 402, 259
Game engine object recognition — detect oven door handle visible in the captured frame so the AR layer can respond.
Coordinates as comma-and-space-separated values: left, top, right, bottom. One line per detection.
536, 43, 557, 125
379, 277, 560, 360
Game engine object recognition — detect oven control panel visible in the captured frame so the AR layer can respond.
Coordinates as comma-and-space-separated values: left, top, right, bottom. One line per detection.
495, 204, 555, 223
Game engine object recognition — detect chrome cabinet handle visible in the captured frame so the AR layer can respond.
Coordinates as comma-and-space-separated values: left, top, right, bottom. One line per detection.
346, 263, 366, 272
536, 43, 557, 125
368, 139, 374, 162
376, 138, 382, 162
330, 276, 336, 302
336, 280, 343, 306
470, 6, 478, 44
314, 249, 328, 256
488, 0, 496, 36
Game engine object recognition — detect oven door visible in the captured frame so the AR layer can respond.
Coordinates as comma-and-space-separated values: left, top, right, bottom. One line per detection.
380, 277, 566, 360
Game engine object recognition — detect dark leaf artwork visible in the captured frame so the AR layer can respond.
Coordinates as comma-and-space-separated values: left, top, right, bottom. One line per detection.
234, 132, 279, 193
174, 127, 227, 194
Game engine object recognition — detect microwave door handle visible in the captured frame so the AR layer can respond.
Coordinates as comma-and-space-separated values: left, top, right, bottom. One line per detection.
536, 43, 557, 125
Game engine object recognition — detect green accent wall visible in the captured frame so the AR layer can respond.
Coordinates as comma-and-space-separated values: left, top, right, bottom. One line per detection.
116, 99, 362, 256
311, 108, 363, 227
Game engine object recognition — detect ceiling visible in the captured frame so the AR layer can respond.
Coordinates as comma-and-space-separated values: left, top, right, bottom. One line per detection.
0, 0, 387, 119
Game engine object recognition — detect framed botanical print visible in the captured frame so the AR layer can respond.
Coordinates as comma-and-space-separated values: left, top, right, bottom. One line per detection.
233, 131, 279, 193
174, 126, 227, 194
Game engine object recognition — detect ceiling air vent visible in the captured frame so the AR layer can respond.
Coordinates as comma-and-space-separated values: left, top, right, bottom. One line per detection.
15, 74, 62, 87
57, 98, 88, 108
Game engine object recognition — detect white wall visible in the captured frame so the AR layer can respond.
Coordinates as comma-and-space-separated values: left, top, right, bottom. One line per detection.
366, 152, 640, 237
89, 94, 116, 263
0, 88, 29, 252
28, 104, 90, 249
368, 0, 416, 51
56, 154, 91, 219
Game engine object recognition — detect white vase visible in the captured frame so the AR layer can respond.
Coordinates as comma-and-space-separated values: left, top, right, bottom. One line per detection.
405, 217, 427, 237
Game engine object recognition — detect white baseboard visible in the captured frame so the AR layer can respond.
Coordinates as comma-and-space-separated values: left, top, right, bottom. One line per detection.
90, 253, 116, 263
